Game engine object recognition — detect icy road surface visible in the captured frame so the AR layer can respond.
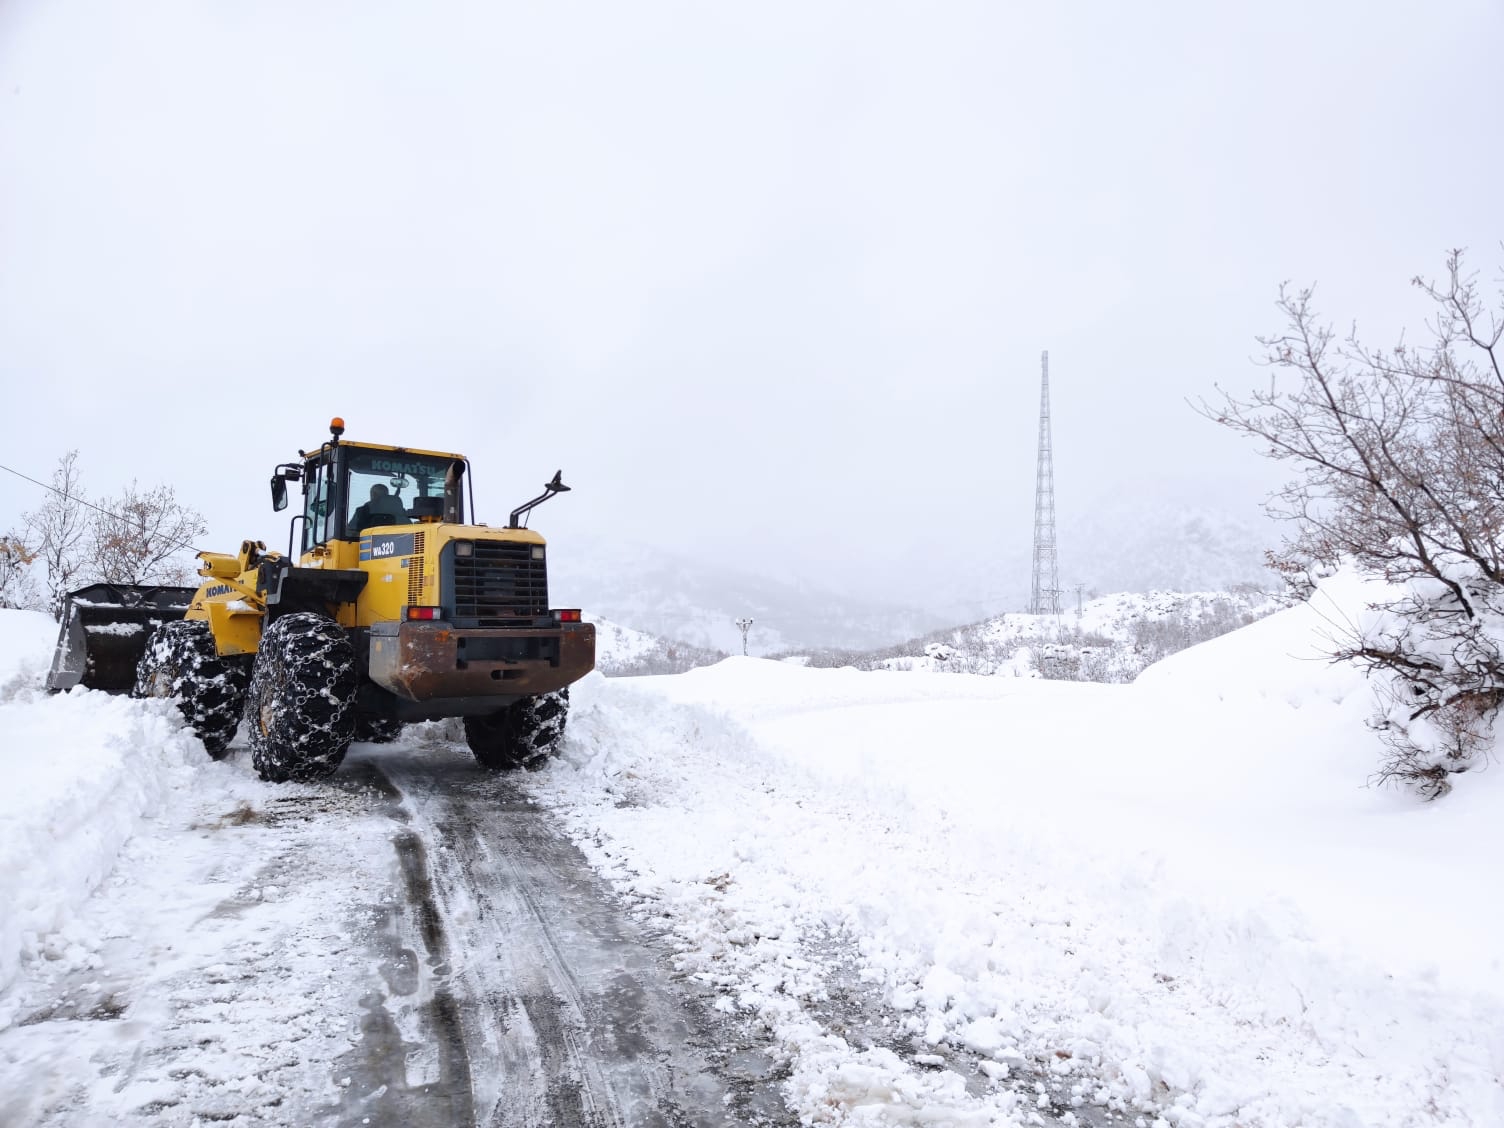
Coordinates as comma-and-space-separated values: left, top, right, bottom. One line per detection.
0, 734, 789, 1127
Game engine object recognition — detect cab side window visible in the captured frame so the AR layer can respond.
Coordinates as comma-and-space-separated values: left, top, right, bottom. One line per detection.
302, 461, 335, 551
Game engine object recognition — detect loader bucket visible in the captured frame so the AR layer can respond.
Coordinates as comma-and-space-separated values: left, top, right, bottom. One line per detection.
46, 583, 198, 694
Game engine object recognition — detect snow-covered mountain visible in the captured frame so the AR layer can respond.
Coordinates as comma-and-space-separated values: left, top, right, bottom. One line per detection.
545, 499, 1277, 656
549, 536, 950, 655
935, 499, 1278, 622
1064, 499, 1278, 597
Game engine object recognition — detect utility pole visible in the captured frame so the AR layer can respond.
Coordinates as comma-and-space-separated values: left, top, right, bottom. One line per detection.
735, 617, 754, 656
1030, 351, 1061, 616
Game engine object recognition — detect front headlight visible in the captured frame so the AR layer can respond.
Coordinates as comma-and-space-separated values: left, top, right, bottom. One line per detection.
454, 541, 474, 557
531, 545, 545, 560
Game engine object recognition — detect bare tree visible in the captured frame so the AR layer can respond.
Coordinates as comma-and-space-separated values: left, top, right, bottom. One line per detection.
86, 481, 207, 586
0, 532, 39, 610
23, 451, 91, 620
1204, 249, 1504, 797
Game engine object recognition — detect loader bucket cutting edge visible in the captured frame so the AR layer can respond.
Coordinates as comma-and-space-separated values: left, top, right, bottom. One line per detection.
46, 583, 198, 694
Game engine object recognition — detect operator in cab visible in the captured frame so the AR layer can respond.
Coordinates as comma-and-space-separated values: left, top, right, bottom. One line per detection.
348, 484, 408, 536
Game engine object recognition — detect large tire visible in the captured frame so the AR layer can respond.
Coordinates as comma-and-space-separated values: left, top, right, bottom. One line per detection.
354, 716, 405, 744
245, 613, 358, 783
134, 619, 250, 759
464, 688, 569, 771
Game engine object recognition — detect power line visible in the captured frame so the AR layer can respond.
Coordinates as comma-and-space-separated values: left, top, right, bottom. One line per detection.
0, 460, 208, 556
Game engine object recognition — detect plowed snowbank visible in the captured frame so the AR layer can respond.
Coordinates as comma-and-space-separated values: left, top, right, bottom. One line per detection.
529, 574, 1504, 1126
0, 613, 217, 1024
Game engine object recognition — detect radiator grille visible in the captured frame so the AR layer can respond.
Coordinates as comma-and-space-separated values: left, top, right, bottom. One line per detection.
406, 533, 427, 604
452, 541, 548, 625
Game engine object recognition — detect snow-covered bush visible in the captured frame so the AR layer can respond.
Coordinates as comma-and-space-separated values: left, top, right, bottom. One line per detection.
0, 534, 40, 611
1208, 250, 1504, 798
1353, 565, 1504, 797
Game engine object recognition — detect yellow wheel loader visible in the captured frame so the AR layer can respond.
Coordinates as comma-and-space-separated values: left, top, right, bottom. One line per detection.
46, 418, 596, 781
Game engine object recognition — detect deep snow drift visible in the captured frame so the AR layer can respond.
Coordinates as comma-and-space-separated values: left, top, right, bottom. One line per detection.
1, 576, 1501, 1126
540, 573, 1504, 1126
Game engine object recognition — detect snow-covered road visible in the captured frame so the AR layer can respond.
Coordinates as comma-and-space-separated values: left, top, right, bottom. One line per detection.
373, 743, 785, 1126
0, 722, 786, 1126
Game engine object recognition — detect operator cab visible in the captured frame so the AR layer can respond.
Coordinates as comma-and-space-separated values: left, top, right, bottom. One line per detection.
269, 418, 469, 554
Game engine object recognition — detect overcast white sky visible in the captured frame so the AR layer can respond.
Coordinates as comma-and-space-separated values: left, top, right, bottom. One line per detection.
1, 0, 1499, 604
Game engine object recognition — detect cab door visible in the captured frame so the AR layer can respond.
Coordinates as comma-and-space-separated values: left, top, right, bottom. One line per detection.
300, 454, 347, 558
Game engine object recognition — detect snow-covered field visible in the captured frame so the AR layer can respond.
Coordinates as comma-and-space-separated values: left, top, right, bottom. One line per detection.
2, 575, 1502, 1125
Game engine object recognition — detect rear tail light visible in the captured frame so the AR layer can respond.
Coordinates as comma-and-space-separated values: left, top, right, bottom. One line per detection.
552, 609, 582, 623
407, 606, 442, 621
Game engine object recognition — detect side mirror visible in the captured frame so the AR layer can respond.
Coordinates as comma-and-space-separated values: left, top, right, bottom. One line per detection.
271, 476, 288, 512
508, 469, 572, 528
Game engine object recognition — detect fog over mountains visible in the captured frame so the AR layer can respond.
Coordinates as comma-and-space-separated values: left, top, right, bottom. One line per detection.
950, 497, 1280, 621
549, 498, 1278, 654
548, 535, 945, 656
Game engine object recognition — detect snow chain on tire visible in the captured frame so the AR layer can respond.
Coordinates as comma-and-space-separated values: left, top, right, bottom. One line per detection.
134, 619, 250, 759
354, 716, 405, 744
246, 612, 359, 783
464, 687, 570, 771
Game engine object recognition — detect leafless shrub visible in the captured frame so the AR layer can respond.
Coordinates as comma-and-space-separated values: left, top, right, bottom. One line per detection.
85, 481, 206, 586
1202, 249, 1504, 797
23, 451, 90, 620
22, 454, 208, 608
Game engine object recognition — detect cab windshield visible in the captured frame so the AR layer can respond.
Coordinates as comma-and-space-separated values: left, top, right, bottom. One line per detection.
342, 449, 464, 539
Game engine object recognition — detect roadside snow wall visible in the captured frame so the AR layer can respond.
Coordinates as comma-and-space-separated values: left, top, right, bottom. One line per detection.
0, 611, 209, 1026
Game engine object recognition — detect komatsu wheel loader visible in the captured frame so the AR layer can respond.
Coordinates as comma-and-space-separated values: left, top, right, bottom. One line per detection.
46, 419, 596, 782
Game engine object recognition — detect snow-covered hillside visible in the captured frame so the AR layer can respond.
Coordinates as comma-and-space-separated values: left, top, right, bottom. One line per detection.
1061, 499, 1275, 601
589, 613, 727, 676
551, 515, 1276, 656
783, 588, 1288, 682
544, 502, 1278, 660
588, 614, 660, 668
2, 578, 1501, 1126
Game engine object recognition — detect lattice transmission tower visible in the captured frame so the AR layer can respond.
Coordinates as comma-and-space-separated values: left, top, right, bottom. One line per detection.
1029, 350, 1061, 616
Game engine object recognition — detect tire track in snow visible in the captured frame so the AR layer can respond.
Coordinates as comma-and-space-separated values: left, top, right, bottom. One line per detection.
326, 757, 478, 1128
368, 744, 790, 1127
0, 734, 787, 1127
